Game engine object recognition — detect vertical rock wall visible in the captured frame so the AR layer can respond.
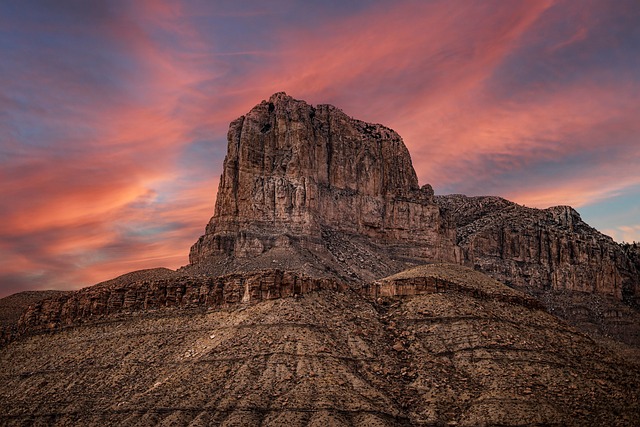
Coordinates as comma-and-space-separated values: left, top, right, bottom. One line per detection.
189, 93, 459, 274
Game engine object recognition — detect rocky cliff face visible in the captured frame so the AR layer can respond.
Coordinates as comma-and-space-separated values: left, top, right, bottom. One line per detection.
17, 270, 342, 336
435, 194, 640, 304
432, 195, 640, 347
189, 93, 459, 281
621, 242, 640, 299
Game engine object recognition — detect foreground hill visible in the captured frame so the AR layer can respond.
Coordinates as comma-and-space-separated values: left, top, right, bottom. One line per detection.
1, 264, 637, 426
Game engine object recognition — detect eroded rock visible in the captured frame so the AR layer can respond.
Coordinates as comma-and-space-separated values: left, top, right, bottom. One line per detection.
188, 93, 459, 281
435, 194, 640, 302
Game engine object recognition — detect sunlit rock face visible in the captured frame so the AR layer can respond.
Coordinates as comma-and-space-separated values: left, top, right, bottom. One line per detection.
189, 92, 459, 281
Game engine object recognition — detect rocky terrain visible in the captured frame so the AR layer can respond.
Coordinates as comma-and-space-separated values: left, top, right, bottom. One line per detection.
435, 194, 640, 346
0, 291, 69, 327
1, 93, 639, 426
16, 269, 342, 337
435, 195, 639, 301
2, 264, 638, 426
188, 92, 459, 283
0, 290, 69, 346
622, 242, 640, 283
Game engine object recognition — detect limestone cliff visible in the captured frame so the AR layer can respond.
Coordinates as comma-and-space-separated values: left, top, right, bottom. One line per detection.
189, 93, 459, 281
435, 194, 640, 303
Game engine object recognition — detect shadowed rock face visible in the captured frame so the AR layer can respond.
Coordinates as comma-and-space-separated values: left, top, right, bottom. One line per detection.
189, 93, 459, 281
0, 290, 69, 346
435, 194, 640, 345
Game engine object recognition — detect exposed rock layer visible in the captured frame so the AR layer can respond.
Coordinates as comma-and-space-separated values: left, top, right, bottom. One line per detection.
364, 263, 544, 309
435, 194, 640, 345
0, 290, 69, 347
189, 93, 458, 281
17, 270, 342, 337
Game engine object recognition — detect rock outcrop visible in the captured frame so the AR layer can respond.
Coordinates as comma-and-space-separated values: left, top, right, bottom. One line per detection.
435, 194, 639, 301
364, 263, 544, 309
188, 93, 459, 282
621, 242, 640, 301
17, 270, 342, 336
0, 290, 69, 347
435, 194, 640, 345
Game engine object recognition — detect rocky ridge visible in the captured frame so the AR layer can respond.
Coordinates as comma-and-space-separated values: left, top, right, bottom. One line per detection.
435, 194, 638, 300
1, 264, 638, 426
15, 269, 342, 338
435, 194, 640, 345
187, 93, 638, 311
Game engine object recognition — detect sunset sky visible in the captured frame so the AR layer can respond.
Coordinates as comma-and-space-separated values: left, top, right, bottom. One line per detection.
1, 0, 639, 297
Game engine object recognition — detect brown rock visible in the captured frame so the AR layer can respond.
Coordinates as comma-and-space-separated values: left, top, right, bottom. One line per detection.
16, 269, 345, 336
435, 195, 638, 300
436, 194, 640, 344
2, 265, 638, 426
188, 92, 459, 282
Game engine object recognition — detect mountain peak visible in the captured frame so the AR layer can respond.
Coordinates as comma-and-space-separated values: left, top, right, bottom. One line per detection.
188, 94, 459, 281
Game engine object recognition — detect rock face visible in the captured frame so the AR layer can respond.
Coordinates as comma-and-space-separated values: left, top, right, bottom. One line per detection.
0, 290, 69, 347
435, 194, 640, 300
189, 93, 458, 281
17, 270, 342, 337
622, 242, 640, 298
435, 194, 640, 345
363, 263, 544, 310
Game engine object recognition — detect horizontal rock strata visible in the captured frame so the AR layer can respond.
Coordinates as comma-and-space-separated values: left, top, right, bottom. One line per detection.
364, 263, 544, 310
435, 194, 640, 301
435, 194, 640, 345
17, 270, 343, 336
1, 267, 637, 426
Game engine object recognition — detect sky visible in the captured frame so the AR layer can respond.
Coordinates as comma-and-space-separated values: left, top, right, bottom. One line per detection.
1, 0, 639, 297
